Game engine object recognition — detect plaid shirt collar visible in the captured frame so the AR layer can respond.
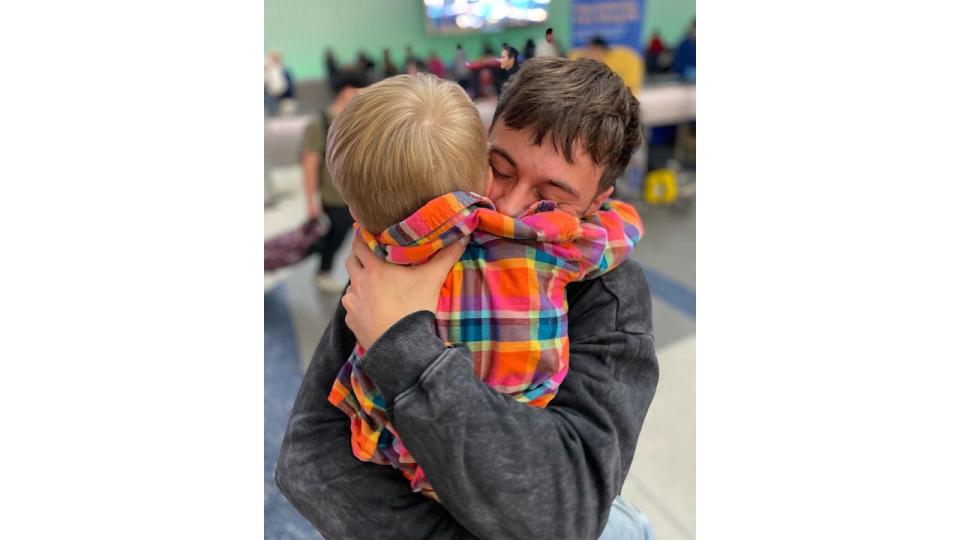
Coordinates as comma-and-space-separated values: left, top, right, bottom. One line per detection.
358, 191, 562, 265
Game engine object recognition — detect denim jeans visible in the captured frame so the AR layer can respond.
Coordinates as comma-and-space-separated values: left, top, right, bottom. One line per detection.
598, 496, 655, 540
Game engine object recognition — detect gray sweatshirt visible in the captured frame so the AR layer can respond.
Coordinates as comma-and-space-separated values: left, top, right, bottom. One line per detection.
275, 259, 659, 540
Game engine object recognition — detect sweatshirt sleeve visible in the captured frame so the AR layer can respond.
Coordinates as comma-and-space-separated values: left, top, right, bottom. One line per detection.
275, 302, 479, 540
358, 261, 658, 540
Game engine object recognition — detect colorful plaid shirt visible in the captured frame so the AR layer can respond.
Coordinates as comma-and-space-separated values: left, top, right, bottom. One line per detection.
328, 190, 643, 500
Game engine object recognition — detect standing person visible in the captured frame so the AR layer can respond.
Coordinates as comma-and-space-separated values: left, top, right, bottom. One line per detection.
494, 45, 520, 96
323, 48, 339, 90
452, 43, 470, 91
426, 52, 446, 78
355, 51, 376, 78
264, 51, 294, 116
523, 38, 536, 60
299, 69, 369, 293
646, 29, 666, 75
382, 48, 398, 77
648, 29, 665, 57
535, 26, 560, 57
404, 45, 419, 68
277, 57, 658, 540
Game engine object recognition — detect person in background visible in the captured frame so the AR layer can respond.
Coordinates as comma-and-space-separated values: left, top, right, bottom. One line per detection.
264, 51, 295, 116
645, 29, 671, 76
356, 51, 377, 78
523, 38, 536, 61
300, 69, 369, 293
648, 30, 664, 57
468, 43, 499, 98
426, 52, 446, 79
672, 19, 696, 82
495, 45, 520, 96
382, 48, 398, 77
579, 36, 642, 93
535, 27, 560, 58
452, 44, 470, 91
584, 36, 609, 63
404, 45, 419, 68
404, 45, 425, 76
324, 48, 339, 90
405, 58, 425, 76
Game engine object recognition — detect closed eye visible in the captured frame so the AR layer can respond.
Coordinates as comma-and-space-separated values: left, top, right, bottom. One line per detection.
491, 165, 513, 181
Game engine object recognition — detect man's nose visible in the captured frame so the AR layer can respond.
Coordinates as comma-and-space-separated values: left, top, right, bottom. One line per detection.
494, 184, 537, 217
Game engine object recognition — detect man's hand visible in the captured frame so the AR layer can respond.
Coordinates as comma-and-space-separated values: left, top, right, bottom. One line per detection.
343, 234, 467, 350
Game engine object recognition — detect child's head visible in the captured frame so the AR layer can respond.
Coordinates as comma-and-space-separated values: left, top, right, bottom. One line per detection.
327, 73, 489, 234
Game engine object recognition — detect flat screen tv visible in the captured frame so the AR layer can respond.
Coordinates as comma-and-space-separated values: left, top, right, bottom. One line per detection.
424, 0, 551, 34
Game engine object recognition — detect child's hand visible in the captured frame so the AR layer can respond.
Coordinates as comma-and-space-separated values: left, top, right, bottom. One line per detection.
342, 235, 466, 350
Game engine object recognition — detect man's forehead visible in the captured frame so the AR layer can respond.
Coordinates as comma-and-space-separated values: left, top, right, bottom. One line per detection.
489, 122, 597, 168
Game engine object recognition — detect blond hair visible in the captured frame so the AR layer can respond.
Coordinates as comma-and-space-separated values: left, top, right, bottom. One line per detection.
326, 73, 488, 234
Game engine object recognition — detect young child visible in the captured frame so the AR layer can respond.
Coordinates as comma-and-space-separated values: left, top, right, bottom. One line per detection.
324, 73, 643, 500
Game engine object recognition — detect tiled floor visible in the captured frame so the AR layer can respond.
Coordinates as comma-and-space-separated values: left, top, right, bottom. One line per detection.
264, 164, 696, 539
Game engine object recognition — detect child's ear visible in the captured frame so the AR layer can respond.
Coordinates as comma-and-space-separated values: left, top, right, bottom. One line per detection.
348, 207, 358, 222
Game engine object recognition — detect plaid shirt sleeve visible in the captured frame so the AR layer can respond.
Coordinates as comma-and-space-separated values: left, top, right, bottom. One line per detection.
575, 199, 644, 280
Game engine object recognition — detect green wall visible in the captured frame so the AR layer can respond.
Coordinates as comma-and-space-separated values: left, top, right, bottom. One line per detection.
265, 0, 695, 80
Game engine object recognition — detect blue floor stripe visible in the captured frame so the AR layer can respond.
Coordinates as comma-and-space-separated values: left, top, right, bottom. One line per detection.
643, 266, 696, 319
264, 285, 323, 540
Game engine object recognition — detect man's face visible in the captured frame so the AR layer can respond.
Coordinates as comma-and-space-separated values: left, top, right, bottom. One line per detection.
546, 33, 554, 43
486, 120, 613, 218
499, 50, 515, 70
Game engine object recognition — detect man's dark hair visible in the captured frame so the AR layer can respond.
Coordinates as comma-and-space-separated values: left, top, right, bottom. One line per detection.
492, 57, 642, 192
504, 46, 519, 60
546, 27, 553, 35
589, 36, 609, 49
331, 68, 369, 94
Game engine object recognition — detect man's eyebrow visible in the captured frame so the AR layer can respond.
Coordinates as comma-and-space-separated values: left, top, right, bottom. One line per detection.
488, 145, 517, 168
545, 178, 580, 199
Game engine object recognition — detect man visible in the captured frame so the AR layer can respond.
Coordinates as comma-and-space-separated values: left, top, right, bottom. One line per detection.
276, 58, 657, 539
495, 45, 520, 96
300, 69, 368, 293
536, 27, 561, 58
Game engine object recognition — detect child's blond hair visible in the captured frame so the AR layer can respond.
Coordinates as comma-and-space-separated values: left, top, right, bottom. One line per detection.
326, 73, 488, 234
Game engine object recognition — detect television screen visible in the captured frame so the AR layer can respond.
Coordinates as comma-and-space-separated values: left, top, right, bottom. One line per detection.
424, 0, 550, 34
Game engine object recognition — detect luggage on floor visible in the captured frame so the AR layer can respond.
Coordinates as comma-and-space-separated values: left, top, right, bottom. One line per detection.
264, 216, 330, 272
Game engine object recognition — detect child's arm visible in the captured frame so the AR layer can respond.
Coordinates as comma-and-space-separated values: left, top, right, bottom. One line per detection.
575, 200, 644, 280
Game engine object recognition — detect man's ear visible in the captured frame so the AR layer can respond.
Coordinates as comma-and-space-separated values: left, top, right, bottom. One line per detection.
585, 185, 615, 216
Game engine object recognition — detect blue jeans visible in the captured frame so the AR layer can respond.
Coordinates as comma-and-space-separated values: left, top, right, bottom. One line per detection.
598, 496, 655, 540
